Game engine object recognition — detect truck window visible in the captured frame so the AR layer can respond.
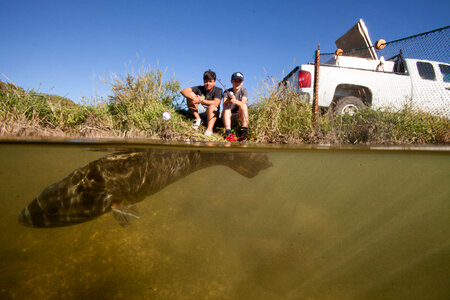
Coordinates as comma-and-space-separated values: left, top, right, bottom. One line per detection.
417, 62, 436, 80
439, 64, 450, 82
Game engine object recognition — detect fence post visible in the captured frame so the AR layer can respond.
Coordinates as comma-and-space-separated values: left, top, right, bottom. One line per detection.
313, 44, 320, 129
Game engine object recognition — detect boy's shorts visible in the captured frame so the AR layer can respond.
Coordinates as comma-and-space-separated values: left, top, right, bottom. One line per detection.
198, 104, 220, 120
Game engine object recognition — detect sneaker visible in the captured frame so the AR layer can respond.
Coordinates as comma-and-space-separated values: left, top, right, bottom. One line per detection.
238, 135, 246, 142
204, 130, 213, 136
225, 134, 237, 142
192, 119, 201, 130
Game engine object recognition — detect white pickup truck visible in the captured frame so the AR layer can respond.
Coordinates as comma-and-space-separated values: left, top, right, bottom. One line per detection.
281, 55, 450, 117
281, 20, 450, 117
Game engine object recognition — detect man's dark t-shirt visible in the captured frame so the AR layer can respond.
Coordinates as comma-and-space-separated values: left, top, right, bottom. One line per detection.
191, 86, 223, 108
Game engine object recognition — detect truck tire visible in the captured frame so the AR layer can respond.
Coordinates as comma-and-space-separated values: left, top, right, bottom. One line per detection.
333, 96, 366, 116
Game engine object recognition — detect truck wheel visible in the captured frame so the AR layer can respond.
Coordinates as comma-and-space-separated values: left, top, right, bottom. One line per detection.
333, 96, 366, 116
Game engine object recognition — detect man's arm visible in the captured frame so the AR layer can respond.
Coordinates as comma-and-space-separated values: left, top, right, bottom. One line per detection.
200, 97, 221, 107
210, 97, 222, 107
232, 89, 248, 106
201, 87, 222, 107
181, 87, 201, 104
241, 89, 249, 105
238, 96, 248, 105
223, 90, 231, 106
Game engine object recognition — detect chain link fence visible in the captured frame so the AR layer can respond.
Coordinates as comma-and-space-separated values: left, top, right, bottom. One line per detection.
315, 25, 449, 143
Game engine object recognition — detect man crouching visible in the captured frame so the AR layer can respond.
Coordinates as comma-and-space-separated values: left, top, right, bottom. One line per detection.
181, 70, 223, 136
222, 72, 248, 142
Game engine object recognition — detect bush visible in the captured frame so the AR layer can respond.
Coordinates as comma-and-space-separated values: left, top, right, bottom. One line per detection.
331, 106, 450, 144
1, 75, 448, 145
106, 66, 190, 137
249, 81, 313, 143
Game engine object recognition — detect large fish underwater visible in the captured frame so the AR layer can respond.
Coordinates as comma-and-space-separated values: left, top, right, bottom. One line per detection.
19, 149, 272, 228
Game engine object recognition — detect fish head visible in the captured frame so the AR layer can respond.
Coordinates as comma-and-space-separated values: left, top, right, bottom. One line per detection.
19, 182, 67, 227
19, 171, 109, 228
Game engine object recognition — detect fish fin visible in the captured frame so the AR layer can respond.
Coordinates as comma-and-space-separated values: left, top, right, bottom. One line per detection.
228, 153, 273, 178
111, 203, 140, 227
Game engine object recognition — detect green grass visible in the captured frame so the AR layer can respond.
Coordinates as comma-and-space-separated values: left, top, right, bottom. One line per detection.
106, 67, 189, 138
247, 81, 448, 144
1, 70, 449, 144
330, 106, 449, 144
0, 69, 197, 140
248, 82, 313, 143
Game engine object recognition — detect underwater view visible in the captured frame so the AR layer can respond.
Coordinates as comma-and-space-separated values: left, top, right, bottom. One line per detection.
0, 142, 449, 299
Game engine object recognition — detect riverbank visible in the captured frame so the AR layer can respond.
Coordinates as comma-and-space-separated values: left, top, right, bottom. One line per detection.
1, 69, 449, 145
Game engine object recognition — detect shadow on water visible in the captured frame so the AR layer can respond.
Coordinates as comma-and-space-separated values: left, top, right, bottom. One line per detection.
0, 142, 449, 299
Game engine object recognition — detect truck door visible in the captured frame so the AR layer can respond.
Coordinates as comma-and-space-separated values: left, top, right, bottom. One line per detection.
410, 61, 450, 117
438, 63, 450, 91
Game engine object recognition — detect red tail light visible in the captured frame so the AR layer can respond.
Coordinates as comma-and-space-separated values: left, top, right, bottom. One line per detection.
298, 70, 311, 88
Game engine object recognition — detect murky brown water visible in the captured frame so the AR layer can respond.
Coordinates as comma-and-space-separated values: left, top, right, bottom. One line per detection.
0, 142, 449, 299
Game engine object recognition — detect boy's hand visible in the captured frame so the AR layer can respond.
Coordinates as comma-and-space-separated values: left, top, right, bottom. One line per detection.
194, 95, 204, 104
230, 98, 240, 105
224, 94, 233, 103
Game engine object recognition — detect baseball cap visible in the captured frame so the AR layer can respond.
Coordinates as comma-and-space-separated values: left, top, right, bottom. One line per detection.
231, 72, 244, 81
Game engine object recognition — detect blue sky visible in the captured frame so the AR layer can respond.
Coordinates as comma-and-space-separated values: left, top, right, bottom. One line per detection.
1, 0, 448, 104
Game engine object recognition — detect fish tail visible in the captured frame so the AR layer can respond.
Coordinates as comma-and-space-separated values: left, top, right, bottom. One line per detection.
225, 153, 272, 178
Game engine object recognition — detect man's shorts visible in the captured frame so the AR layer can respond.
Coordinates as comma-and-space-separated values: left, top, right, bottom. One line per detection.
197, 103, 220, 120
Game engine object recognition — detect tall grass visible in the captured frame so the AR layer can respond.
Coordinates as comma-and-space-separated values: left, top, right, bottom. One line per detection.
249, 80, 313, 143
1, 70, 448, 144
0, 83, 82, 132
106, 65, 191, 138
331, 107, 450, 144
248, 80, 449, 144
0, 66, 196, 140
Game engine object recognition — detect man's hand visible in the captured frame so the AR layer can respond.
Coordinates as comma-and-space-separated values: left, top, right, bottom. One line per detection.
230, 97, 240, 106
225, 92, 236, 103
223, 97, 232, 106
193, 94, 203, 104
